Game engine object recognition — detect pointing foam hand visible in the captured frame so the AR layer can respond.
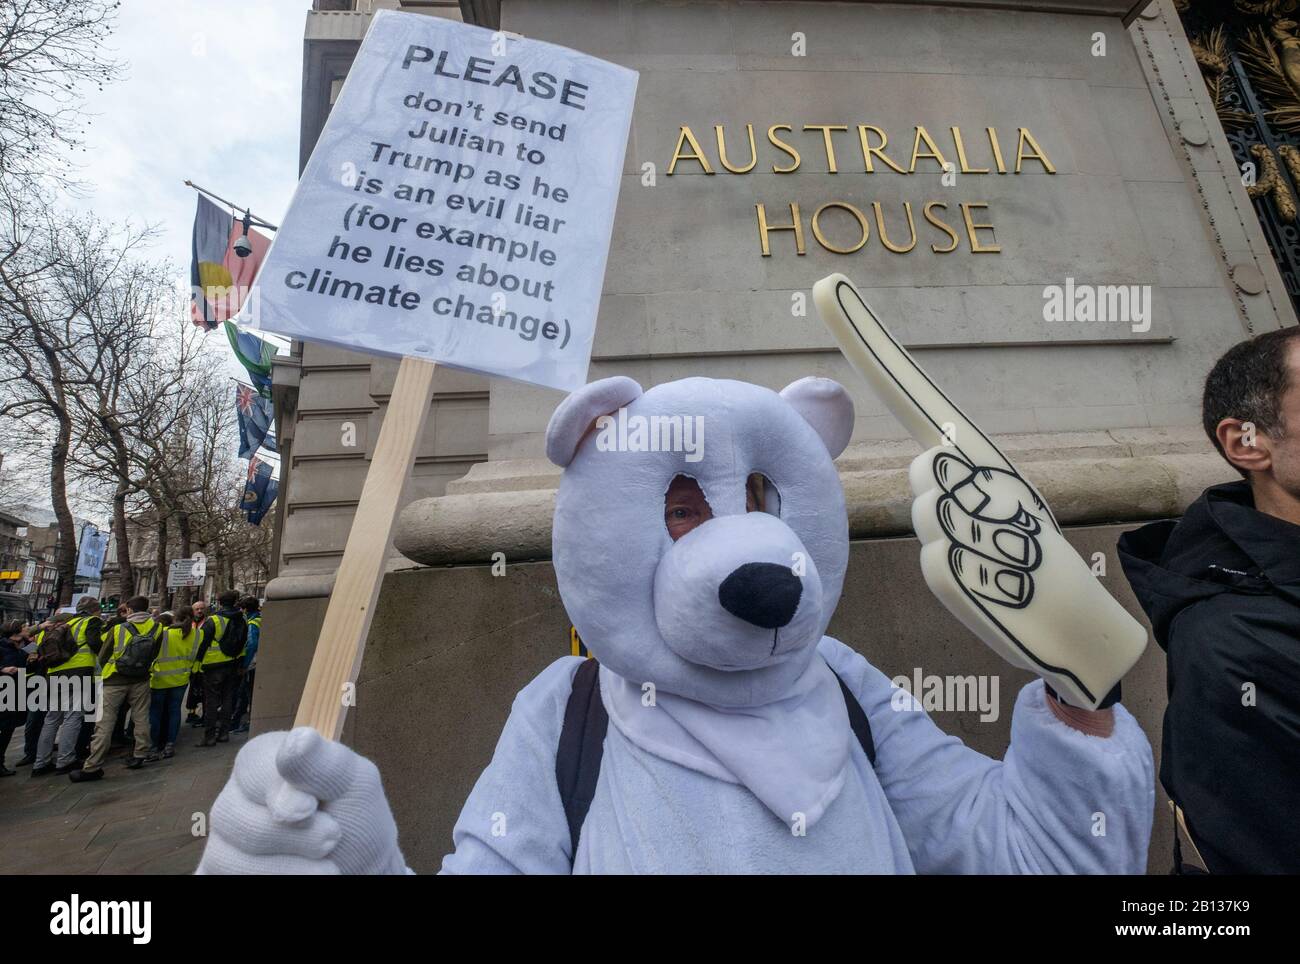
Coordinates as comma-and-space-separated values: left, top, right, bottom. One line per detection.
813, 273, 1147, 709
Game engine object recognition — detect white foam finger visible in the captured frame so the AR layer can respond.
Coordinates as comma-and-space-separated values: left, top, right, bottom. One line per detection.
908, 446, 946, 498
950, 547, 1034, 608
934, 493, 1042, 572
910, 487, 947, 546
814, 274, 1013, 472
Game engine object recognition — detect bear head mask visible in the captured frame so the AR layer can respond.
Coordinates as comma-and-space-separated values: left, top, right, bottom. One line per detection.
547, 376, 854, 708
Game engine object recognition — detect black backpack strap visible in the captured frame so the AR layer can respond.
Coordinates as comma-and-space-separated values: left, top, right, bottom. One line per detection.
828, 665, 876, 766
555, 658, 608, 861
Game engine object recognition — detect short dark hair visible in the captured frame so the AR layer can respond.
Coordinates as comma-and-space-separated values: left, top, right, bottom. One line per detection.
1202, 327, 1300, 474
126, 595, 150, 613
217, 589, 239, 607
239, 596, 260, 612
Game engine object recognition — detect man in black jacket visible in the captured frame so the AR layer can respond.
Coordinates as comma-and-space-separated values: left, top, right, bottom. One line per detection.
192, 590, 247, 747
1118, 326, 1300, 874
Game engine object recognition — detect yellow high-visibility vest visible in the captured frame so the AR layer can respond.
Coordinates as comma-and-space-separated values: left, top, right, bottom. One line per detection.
244, 614, 260, 659
48, 615, 98, 673
199, 615, 236, 668
102, 618, 161, 681
151, 626, 199, 690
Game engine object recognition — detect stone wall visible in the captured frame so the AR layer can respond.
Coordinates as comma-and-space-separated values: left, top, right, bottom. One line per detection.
483, 0, 1292, 461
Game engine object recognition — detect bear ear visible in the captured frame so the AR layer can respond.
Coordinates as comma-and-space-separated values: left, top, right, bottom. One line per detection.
546, 375, 644, 467
780, 377, 855, 458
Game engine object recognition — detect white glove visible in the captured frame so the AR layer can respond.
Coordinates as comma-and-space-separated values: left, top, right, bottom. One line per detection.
197, 726, 408, 875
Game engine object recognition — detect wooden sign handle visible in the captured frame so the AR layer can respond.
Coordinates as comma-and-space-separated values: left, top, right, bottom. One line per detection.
293, 355, 438, 739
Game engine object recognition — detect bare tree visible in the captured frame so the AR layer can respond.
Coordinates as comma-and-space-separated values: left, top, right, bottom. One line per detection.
0, 189, 151, 605
0, 445, 48, 511
0, 0, 123, 192
135, 368, 244, 609
68, 258, 198, 598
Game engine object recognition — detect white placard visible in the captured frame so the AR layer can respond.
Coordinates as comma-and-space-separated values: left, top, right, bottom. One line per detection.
241, 11, 638, 392
167, 558, 205, 589
75, 523, 109, 580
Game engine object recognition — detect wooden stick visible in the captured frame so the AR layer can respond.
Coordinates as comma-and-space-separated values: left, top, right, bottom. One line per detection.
293, 355, 437, 739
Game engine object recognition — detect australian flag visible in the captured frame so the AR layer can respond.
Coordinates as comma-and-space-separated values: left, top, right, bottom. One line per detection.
241, 456, 278, 526
235, 383, 277, 459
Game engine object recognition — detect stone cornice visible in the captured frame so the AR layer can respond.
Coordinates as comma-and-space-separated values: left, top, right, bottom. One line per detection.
462, 1, 1149, 32
391, 425, 1233, 566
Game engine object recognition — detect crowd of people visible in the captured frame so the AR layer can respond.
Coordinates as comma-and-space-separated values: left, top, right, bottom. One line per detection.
0, 590, 262, 781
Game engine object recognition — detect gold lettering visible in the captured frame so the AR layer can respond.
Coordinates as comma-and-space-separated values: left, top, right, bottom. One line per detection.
950, 127, 989, 174
756, 202, 806, 255
1014, 128, 1056, 174
961, 202, 1000, 252
872, 202, 918, 253
811, 202, 870, 254
909, 127, 948, 173
715, 124, 757, 174
767, 124, 801, 173
923, 202, 961, 253
803, 124, 849, 173
986, 127, 1007, 174
858, 125, 907, 174
667, 125, 714, 175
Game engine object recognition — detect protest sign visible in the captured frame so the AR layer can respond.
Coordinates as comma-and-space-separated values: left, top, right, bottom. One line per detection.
241, 10, 637, 392
167, 557, 206, 589
243, 12, 636, 739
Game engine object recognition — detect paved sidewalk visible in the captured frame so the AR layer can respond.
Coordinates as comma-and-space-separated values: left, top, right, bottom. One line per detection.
0, 727, 245, 874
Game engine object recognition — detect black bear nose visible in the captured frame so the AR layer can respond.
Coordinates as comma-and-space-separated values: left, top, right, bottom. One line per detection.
718, 562, 802, 629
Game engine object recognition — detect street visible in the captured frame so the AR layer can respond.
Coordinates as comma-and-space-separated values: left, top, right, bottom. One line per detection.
0, 729, 242, 874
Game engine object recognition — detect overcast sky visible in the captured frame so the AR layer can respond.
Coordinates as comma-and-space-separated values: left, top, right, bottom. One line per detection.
74, 0, 305, 269
22, 0, 308, 520
81, 0, 306, 481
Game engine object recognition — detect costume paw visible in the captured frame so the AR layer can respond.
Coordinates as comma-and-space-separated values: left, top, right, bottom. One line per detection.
197, 727, 407, 875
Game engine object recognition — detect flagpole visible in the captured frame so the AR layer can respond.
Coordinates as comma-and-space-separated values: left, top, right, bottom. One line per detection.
183, 179, 280, 231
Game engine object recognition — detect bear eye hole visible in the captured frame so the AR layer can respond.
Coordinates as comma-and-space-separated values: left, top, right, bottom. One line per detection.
746, 473, 780, 516
664, 474, 712, 541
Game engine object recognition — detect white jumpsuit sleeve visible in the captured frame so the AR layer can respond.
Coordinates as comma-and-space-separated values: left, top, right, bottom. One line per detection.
820, 637, 1154, 874
439, 656, 583, 875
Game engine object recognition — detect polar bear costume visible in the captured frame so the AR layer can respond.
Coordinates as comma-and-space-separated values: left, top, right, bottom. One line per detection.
199, 376, 1154, 875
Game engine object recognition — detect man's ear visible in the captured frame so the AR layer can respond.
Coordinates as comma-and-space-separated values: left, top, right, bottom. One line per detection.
546, 376, 644, 467
1216, 417, 1273, 475
780, 377, 855, 458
